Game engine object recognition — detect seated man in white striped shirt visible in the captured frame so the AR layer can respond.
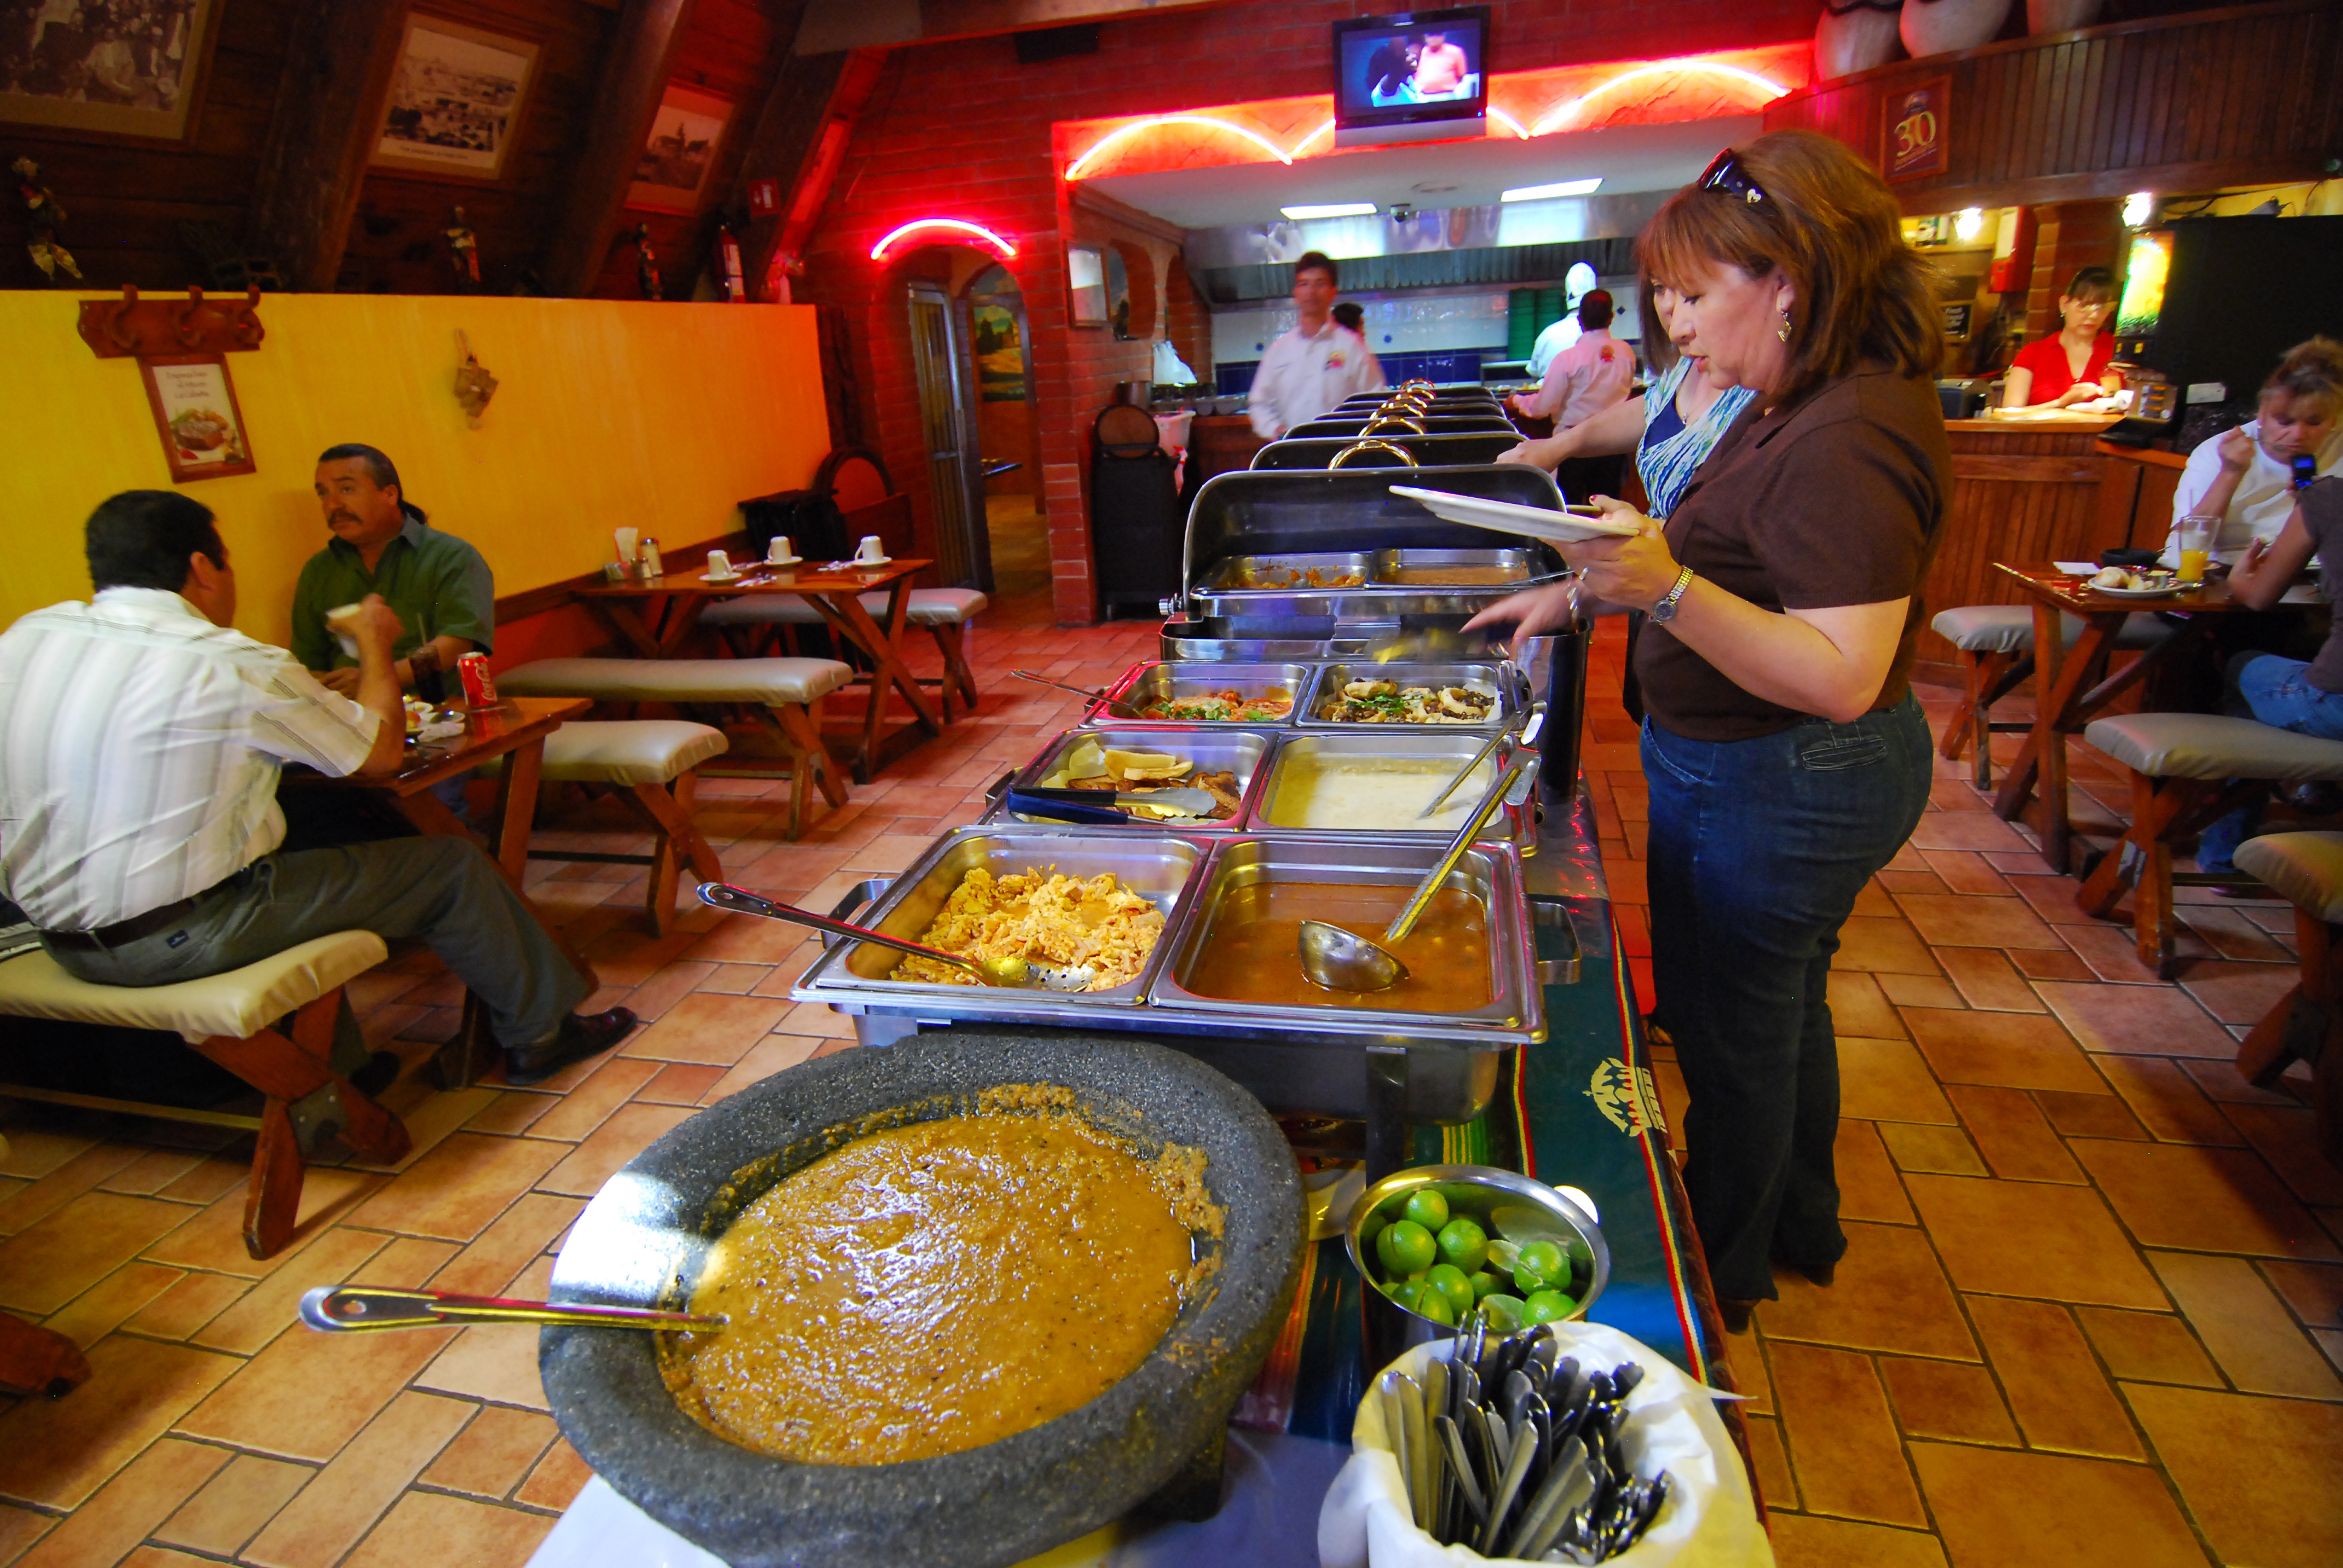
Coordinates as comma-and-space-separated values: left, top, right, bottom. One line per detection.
0, 492, 637, 1088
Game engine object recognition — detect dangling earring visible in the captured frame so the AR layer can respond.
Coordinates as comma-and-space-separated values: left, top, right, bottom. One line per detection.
1776, 308, 1792, 343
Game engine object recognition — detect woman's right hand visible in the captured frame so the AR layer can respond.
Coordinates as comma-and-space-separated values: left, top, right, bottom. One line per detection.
1463, 581, 1581, 656
2217, 425, 2258, 472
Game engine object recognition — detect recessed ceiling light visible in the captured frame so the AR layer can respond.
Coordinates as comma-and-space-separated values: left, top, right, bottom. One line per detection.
1280, 202, 1378, 220
1500, 178, 1602, 203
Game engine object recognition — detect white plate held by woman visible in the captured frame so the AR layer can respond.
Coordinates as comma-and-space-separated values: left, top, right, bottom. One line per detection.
1389, 485, 1640, 544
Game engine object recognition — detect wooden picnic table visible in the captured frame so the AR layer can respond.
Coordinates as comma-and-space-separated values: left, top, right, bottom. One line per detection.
1988, 561, 2316, 874
284, 694, 594, 1085
573, 559, 942, 783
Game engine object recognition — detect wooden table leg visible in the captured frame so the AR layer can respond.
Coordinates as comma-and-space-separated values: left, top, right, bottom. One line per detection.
0, 1312, 90, 1397
1994, 608, 2120, 874
580, 597, 666, 659
490, 738, 546, 884
813, 586, 942, 781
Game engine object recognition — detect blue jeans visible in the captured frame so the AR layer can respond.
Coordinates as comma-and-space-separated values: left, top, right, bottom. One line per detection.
2197, 653, 2343, 872
1641, 696, 1933, 1300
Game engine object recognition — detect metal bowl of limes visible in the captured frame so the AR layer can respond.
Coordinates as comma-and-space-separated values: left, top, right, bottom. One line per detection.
1345, 1165, 1610, 1347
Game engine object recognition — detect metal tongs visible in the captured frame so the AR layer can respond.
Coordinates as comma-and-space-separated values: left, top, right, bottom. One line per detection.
300, 1286, 722, 1335
696, 883, 1097, 991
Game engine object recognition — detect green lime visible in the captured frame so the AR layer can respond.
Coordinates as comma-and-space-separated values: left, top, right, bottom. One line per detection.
1375, 1218, 1437, 1278
1388, 1278, 1426, 1313
1516, 1240, 1566, 1287
1480, 1293, 1526, 1333
1435, 1217, 1489, 1274
1403, 1189, 1450, 1231
1412, 1284, 1457, 1327
1521, 1289, 1575, 1325
1424, 1264, 1475, 1317
1467, 1270, 1501, 1301
1358, 1213, 1387, 1254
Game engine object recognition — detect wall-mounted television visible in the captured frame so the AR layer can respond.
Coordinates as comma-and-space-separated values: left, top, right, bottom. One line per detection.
1332, 8, 1489, 149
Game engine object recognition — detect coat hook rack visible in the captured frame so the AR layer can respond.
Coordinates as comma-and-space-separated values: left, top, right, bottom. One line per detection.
77, 286, 266, 360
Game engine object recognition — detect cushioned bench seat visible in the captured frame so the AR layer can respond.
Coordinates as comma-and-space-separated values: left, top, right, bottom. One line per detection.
1931, 605, 2174, 654
2082, 714, 2343, 783
2236, 831, 2343, 922
699, 590, 988, 721
497, 659, 848, 838
1931, 606, 2177, 789
2230, 831, 2343, 1164
0, 931, 408, 1258
491, 720, 727, 934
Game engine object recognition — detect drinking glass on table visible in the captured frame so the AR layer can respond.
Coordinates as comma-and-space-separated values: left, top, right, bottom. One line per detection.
2177, 513, 2218, 584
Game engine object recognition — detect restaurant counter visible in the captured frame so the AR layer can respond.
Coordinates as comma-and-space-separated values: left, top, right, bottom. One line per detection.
1916, 413, 2129, 680
524, 779, 1732, 1568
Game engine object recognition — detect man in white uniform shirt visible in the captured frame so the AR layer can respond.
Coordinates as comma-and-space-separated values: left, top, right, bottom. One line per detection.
0, 491, 636, 1089
1247, 251, 1387, 440
1525, 263, 1600, 378
1510, 289, 1633, 430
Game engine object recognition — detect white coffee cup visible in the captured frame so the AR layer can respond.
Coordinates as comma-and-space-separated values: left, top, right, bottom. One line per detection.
706, 549, 732, 578
767, 535, 793, 564
325, 601, 364, 659
854, 534, 885, 563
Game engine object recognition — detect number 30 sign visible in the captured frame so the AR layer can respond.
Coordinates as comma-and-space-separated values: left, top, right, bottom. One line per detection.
1884, 77, 1951, 182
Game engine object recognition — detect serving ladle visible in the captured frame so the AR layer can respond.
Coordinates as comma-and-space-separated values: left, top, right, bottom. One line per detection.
1011, 668, 1144, 718
697, 883, 1097, 991
1299, 753, 1537, 992
301, 1286, 723, 1335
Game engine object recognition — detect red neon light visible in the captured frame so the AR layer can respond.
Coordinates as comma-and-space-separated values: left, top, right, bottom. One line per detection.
1529, 60, 1790, 137
1066, 114, 1293, 179
869, 218, 1018, 261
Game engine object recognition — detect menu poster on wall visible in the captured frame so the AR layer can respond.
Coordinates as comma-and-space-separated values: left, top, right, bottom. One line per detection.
139, 354, 255, 483
1884, 77, 1951, 182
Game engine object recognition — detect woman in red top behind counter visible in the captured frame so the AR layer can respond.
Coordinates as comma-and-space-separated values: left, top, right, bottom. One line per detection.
2002, 266, 2124, 409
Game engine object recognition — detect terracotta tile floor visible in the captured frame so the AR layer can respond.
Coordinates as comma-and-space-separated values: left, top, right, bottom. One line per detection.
2, 600, 2339, 1567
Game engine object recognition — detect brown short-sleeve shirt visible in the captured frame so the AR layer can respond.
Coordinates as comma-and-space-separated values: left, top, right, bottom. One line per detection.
1633, 369, 1952, 742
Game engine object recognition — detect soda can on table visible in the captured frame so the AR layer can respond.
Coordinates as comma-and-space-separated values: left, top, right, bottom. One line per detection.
457, 652, 499, 708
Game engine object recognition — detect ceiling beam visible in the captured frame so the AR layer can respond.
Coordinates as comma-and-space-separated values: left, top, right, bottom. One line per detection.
732, 47, 889, 299
243, 0, 411, 292
796, 0, 1241, 53
540, 0, 701, 296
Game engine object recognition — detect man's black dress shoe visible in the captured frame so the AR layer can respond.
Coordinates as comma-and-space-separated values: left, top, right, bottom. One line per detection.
1719, 1298, 1756, 1334
505, 1008, 639, 1086
1775, 1255, 1837, 1288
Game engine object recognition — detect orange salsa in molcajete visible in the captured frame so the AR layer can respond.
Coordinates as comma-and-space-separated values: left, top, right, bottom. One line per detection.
661, 1094, 1217, 1466
1184, 881, 1491, 1011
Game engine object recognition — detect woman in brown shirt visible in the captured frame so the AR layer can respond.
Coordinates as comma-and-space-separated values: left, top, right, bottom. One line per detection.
1469, 131, 1951, 1327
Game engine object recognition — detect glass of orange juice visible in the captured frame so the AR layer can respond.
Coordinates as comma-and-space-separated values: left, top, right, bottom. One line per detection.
2177, 514, 2217, 584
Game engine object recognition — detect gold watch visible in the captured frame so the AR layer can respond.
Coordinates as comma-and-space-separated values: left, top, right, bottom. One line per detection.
1649, 566, 1696, 624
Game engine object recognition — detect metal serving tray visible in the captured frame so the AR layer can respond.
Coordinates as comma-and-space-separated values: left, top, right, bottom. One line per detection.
1196, 552, 1373, 593
1090, 661, 1311, 728
791, 826, 1209, 1011
1145, 836, 1542, 1055
1371, 547, 1535, 587
1251, 732, 1533, 848
1296, 662, 1522, 732
988, 726, 1276, 833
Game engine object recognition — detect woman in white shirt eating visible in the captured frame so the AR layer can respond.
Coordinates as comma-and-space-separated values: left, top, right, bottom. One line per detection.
2162, 338, 2343, 566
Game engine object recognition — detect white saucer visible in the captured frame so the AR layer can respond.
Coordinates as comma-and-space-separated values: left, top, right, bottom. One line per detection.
2089, 581, 2189, 598
762, 555, 802, 568
701, 571, 741, 584
850, 556, 892, 567
1389, 485, 1638, 543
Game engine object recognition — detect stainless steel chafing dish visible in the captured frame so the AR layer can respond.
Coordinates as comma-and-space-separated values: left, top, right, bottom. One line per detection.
988, 725, 1274, 832
1165, 465, 1567, 642
793, 826, 1208, 1010
1251, 733, 1534, 849
1295, 662, 1524, 731
1089, 661, 1310, 727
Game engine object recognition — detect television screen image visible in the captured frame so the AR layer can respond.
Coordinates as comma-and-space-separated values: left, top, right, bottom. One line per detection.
1332, 8, 1489, 143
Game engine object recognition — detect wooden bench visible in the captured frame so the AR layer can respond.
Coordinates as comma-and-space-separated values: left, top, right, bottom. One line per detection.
701, 586, 986, 722
0, 932, 411, 1258
2232, 831, 2343, 1168
494, 720, 728, 935
1931, 606, 2173, 788
497, 658, 850, 839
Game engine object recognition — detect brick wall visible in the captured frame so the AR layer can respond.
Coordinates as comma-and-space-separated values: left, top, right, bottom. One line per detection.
798, 0, 1819, 623
2025, 200, 2125, 343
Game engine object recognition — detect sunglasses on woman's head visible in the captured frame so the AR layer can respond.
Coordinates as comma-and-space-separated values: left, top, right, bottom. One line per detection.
1697, 148, 1767, 205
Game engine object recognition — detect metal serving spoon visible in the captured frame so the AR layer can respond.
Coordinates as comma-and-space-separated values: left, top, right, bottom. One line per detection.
697, 883, 1097, 991
1011, 668, 1144, 719
1299, 753, 1536, 992
300, 1286, 722, 1335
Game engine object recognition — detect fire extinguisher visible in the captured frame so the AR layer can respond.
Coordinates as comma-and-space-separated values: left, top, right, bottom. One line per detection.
717, 210, 748, 303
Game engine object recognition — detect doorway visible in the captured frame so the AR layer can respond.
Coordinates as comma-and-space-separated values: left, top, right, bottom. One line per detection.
906, 282, 993, 591
966, 264, 1047, 600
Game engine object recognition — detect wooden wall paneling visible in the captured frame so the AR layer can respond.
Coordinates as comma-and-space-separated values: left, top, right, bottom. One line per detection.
540, 0, 699, 295
332, 0, 615, 295
726, 45, 850, 299
1920, 428, 2114, 665
242, 0, 411, 291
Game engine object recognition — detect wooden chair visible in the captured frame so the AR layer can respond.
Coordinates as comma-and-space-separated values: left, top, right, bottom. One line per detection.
2077, 713, 2343, 976
2232, 832, 2343, 1168
498, 658, 850, 839
0, 932, 410, 1258
499, 720, 728, 934
1932, 606, 2173, 788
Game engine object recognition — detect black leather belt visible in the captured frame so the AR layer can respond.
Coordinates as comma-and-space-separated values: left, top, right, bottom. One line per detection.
42, 888, 215, 952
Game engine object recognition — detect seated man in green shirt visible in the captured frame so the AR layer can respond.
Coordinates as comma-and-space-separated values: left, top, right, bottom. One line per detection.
290, 443, 494, 695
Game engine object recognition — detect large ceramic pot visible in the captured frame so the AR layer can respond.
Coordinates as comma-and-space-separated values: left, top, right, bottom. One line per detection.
538, 1029, 1306, 1568
1817, 0, 1906, 80
1901, 0, 2013, 57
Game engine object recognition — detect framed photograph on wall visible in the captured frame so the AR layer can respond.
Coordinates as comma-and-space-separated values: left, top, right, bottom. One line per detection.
372, 13, 540, 183
0, 0, 223, 142
1067, 245, 1108, 327
139, 354, 255, 483
626, 84, 733, 214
